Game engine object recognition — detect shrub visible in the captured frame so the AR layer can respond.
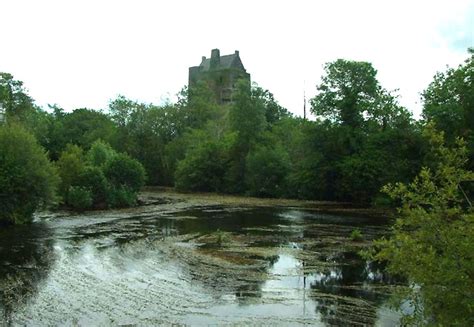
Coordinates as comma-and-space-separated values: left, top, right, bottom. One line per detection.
86, 139, 116, 167
56, 144, 86, 196
76, 166, 108, 206
67, 186, 93, 211
107, 185, 137, 208
0, 125, 59, 224
103, 153, 146, 192
245, 146, 290, 197
175, 141, 228, 192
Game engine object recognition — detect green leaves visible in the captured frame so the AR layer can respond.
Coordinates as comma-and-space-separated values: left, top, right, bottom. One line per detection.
372, 125, 474, 325
311, 59, 380, 127
0, 125, 59, 224
104, 153, 147, 194
422, 50, 474, 142
175, 140, 229, 192
56, 141, 146, 210
245, 145, 290, 198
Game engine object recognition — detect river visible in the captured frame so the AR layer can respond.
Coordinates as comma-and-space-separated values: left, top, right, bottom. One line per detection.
0, 191, 401, 326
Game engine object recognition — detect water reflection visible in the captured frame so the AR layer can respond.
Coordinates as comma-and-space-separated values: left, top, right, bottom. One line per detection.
0, 223, 56, 323
0, 204, 400, 325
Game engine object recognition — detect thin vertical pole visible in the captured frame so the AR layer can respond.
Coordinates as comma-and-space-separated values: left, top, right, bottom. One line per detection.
303, 81, 307, 120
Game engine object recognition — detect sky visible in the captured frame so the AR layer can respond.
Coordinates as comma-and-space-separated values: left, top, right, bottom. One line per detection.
1, 0, 473, 118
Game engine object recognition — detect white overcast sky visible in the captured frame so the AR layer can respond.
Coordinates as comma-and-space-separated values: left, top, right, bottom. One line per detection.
1, 0, 473, 118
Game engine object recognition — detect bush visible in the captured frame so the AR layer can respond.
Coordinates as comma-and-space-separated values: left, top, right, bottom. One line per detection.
245, 146, 290, 197
175, 141, 228, 192
86, 139, 116, 167
56, 143, 145, 211
67, 186, 93, 211
76, 166, 108, 206
56, 144, 86, 196
107, 185, 137, 208
0, 125, 59, 224
103, 153, 146, 192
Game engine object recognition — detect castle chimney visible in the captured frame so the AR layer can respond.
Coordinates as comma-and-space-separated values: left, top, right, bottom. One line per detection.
235, 50, 239, 56
210, 48, 220, 69
201, 56, 206, 62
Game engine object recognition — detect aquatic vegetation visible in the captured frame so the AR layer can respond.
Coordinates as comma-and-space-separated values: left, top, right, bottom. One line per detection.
350, 228, 363, 241
0, 191, 399, 325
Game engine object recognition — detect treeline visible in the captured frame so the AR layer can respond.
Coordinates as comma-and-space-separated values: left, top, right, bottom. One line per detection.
1, 50, 472, 223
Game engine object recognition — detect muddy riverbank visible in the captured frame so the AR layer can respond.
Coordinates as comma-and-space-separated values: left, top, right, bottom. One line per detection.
140, 187, 393, 218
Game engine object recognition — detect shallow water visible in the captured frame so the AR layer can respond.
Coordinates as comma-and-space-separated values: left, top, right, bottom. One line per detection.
0, 201, 400, 326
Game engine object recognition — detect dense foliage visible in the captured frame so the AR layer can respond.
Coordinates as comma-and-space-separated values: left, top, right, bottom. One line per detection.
56, 140, 146, 210
369, 125, 474, 325
2, 50, 472, 210
2, 50, 473, 207
0, 125, 58, 224
422, 49, 474, 172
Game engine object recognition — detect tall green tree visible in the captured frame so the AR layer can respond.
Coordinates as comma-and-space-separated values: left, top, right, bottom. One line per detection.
245, 145, 290, 197
252, 85, 291, 126
422, 49, 474, 170
0, 73, 35, 122
308, 59, 422, 203
175, 139, 230, 192
226, 80, 266, 193
179, 82, 220, 129
60, 108, 116, 149
422, 49, 473, 139
310, 59, 380, 128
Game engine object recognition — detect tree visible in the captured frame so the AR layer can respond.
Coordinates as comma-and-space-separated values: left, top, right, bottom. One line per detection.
179, 82, 220, 129
369, 124, 474, 325
75, 166, 109, 206
87, 139, 116, 167
0, 125, 59, 225
60, 108, 116, 150
229, 80, 266, 145
422, 49, 473, 139
226, 80, 266, 193
175, 140, 229, 192
103, 153, 146, 208
310, 59, 380, 128
308, 59, 422, 203
108, 95, 188, 185
245, 145, 290, 197
104, 153, 146, 193
56, 144, 86, 196
0, 73, 56, 155
422, 49, 474, 170
0, 73, 35, 122
252, 86, 291, 126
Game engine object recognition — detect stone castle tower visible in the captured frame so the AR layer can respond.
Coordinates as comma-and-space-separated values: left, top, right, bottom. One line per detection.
188, 49, 250, 104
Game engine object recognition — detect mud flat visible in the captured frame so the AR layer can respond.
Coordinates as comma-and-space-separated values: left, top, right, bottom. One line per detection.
0, 189, 401, 326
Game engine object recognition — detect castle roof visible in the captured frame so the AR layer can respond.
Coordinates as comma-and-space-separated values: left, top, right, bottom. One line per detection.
195, 49, 246, 72
199, 54, 236, 71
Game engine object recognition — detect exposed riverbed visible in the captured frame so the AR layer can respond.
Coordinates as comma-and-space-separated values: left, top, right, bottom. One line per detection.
0, 190, 401, 326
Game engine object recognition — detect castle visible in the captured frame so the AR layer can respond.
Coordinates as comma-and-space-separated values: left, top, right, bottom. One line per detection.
188, 49, 250, 104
